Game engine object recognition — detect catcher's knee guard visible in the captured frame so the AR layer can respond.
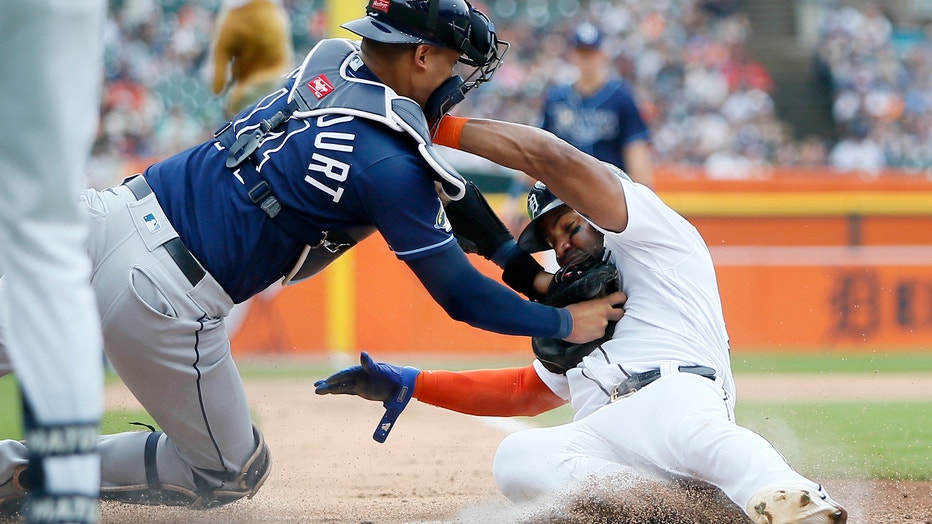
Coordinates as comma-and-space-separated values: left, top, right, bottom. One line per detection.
101, 425, 271, 509
198, 425, 272, 508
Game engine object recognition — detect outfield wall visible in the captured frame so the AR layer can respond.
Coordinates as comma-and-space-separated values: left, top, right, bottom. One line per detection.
229, 167, 932, 355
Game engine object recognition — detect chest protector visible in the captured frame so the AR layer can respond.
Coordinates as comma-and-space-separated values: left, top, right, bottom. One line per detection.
289, 39, 468, 200
217, 38, 468, 284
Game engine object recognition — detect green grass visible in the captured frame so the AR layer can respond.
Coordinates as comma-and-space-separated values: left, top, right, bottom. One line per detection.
226, 351, 932, 377
736, 401, 932, 481
730, 351, 932, 374
0, 376, 20, 438
0, 374, 155, 439
232, 353, 534, 379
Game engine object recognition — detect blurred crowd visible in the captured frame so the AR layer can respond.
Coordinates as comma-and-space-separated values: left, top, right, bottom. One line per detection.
88, 0, 328, 186
88, 0, 932, 187
817, 2, 932, 175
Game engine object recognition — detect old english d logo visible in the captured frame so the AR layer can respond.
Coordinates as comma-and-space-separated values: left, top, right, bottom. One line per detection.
307, 74, 335, 100
527, 193, 540, 216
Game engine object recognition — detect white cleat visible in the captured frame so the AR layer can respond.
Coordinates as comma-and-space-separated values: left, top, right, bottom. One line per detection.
746, 487, 848, 524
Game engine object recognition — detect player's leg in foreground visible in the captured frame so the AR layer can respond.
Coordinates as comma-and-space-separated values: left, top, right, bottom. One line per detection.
493, 374, 846, 524
0, 0, 107, 521
1, 183, 272, 511
82, 184, 271, 508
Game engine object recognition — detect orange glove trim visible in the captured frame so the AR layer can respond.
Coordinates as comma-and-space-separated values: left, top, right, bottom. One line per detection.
414, 364, 566, 417
433, 116, 470, 149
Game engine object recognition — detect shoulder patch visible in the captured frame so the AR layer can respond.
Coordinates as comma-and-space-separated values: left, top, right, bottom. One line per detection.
435, 206, 452, 232
307, 74, 335, 100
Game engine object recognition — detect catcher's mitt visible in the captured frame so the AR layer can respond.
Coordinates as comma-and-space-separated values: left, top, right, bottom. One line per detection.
533, 252, 621, 374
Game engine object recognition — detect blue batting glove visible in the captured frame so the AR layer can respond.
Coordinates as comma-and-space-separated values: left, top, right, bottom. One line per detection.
314, 351, 420, 442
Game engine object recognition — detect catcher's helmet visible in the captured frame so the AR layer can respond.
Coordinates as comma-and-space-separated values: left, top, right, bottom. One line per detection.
517, 163, 633, 253
342, 0, 509, 122
342, 0, 508, 86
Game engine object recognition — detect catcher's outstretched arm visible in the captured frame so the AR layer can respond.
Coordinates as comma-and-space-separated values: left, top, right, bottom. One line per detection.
408, 247, 623, 343
405, 245, 571, 339
436, 117, 628, 234
442, 180, 550, 298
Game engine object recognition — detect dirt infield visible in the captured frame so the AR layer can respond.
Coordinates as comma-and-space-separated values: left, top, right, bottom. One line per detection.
100, 374, 932, 524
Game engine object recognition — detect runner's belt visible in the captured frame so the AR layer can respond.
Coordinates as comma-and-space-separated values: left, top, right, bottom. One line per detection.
610, 365, 716, 402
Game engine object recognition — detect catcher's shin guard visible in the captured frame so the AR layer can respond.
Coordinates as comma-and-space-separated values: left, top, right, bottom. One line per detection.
100, 425, 271, 509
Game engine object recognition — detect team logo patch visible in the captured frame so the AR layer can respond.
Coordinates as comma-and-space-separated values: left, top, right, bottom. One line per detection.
370, 0, 390, 13
435, 207, 452, 232
142, 213, 162, 233
527, 193, 541, 216
307, 74, 335, 100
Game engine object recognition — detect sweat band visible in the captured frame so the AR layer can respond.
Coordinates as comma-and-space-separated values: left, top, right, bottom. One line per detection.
433, 115, 469, 149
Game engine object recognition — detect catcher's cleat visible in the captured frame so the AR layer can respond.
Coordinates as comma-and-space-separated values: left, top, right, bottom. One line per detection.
0, 465, 28, 519
746, 487, 848, 524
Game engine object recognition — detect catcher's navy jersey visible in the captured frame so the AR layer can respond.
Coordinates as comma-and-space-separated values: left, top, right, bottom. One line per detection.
541, 79, 649, 170
144, 72, 454, 304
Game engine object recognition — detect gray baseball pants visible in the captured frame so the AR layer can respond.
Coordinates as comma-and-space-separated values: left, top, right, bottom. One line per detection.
1, 181, 261, 503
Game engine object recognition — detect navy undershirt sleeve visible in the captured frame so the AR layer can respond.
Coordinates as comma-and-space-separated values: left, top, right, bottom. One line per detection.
490, 239, 520, 268
405, 246, 572, 339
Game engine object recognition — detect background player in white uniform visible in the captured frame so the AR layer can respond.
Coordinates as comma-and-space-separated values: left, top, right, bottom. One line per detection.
316, 116, 848, 524
0, 1, 106, 522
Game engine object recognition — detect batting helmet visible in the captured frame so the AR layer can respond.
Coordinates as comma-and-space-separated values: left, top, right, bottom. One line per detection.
517, 163, 633, 253
517, 181, 566, 253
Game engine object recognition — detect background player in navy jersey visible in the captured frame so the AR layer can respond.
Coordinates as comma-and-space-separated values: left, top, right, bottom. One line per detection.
541, 23, 654, 187
0, 0, 623, 511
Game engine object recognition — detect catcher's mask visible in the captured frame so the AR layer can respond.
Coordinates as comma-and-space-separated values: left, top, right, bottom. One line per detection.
517, 163, 633, 253
342, 0, 509, 118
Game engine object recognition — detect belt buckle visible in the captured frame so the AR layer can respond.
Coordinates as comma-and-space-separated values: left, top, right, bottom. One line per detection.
610, 384, 637, 403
